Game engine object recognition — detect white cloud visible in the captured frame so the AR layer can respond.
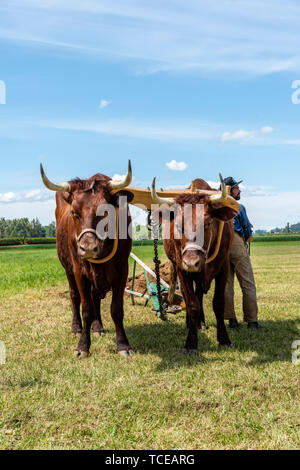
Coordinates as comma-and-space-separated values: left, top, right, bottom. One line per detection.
221, 126, 275, 142
112, 173, 135, 182
221, 129, 256, 142
0, 199, 56, 225
0, 189, 53, 203
166, 160, 188, 171
2, 1, 300, 76
243, 191, 300, 231
261, 126, 274, 134
99, 99, 111, 109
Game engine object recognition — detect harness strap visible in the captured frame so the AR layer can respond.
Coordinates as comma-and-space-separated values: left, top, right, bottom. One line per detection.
75, 208, 120, 264
206, 221, 224, 264
182, 243, 206, 256
181, 221, 224, 264
76, 228, 98, 243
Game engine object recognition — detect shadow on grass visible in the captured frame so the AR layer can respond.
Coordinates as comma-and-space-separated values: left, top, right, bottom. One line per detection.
125, 318, 300, 370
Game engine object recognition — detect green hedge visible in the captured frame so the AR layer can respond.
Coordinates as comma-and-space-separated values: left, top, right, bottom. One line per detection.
25, 237, 56, 245
132, 239, 163, 246
0, 237, 56, 246
0, 238, 25, 246
133, 236, 300, 245
0, 235, 299, 247
253, 235, 300, 242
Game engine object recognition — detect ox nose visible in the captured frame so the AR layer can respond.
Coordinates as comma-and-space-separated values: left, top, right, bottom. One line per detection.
79, 244, 99, 258
78, 235, 100, 259
182, 256, 201, 272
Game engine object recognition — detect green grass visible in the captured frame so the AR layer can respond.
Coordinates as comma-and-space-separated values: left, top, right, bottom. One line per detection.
0, 244, 166, 298
0, 242, 299, 449
0, 245, 65, 298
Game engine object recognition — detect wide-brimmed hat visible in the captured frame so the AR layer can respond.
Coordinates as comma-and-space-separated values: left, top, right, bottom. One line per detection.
223, 176, 243, 189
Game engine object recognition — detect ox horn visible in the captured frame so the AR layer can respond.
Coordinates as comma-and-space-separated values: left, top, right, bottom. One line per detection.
40, 164, 71, 192
107, 160, 132, 191
209, 173, 228, 203
151, 177, 174, 206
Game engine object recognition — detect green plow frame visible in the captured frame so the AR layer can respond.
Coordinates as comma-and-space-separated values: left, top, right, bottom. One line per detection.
125, 252, 182, 320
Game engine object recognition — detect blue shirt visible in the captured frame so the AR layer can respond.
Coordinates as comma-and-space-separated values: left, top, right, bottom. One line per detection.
233, 204, 253, 240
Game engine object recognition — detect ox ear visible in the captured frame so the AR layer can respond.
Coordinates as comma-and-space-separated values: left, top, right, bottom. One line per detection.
110, 190, 134, 207
58, 191, 73, 205
208, 204, 238, 221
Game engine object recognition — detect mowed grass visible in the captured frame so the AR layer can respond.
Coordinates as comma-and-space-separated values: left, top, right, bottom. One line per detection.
0, 242, 299, 449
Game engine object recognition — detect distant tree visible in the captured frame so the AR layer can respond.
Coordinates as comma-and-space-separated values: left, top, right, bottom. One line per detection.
30, 218, 45, 237
290, 222, 300, 232
45, 221, 56, 237
0, 217, 55, 238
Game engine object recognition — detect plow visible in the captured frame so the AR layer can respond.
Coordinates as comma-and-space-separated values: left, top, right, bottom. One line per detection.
125, 251, 183, 320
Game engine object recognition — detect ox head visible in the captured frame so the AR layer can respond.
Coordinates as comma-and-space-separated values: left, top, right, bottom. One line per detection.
40, 161, 132, 260
151, 174, 237, 273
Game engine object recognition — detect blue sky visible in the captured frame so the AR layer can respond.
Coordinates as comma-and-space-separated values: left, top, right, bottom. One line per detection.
1, 0, 300, 229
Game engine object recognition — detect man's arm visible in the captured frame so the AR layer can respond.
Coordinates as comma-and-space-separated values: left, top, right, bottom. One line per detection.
240, 205, 253, 241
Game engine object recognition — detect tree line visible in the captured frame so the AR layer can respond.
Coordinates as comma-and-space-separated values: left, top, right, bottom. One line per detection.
255, 222, 300, 235
0, 218, 56, 238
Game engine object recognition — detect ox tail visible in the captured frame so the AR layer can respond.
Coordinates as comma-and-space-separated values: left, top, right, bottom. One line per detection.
167, 261, 177, 305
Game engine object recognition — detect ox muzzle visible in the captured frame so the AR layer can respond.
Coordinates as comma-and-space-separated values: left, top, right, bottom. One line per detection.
181, 230, 213, 272
76, 228, 103, 259
182, 243, 206, 272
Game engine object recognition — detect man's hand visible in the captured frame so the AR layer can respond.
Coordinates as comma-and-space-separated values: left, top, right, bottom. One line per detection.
247, 235, 253, 243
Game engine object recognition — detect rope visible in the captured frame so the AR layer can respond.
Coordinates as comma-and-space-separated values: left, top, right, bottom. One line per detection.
88, 208, 119, 264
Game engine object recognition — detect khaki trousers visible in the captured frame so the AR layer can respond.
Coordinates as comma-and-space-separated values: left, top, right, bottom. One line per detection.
224, 232, 258, 322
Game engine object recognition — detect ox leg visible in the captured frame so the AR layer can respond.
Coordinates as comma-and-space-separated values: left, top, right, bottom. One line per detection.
213, 265, 232, 347
111, 275, 133, 356
75, 278, 95, 357
167, 261, 177, 305
66, 271, 82, 334
91, 288, 105, 334
195, 284, 207, 330
178, 271, 200, 353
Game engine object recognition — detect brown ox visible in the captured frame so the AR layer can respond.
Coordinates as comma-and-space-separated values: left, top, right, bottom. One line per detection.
40, 162, 134, 357
151, 176, 238, 353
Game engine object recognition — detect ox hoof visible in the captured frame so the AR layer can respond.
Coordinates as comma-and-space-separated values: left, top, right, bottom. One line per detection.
182, 348, 198, 355
74, 350, 89, 358
91, 321, 105, 334
118, 349, 134, 357
72, 328, 82, 335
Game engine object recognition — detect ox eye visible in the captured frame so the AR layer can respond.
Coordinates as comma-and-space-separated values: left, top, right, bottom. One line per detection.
70, 210, 79, 219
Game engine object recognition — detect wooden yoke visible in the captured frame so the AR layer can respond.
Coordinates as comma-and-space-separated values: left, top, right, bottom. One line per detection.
110, 185, 241, 212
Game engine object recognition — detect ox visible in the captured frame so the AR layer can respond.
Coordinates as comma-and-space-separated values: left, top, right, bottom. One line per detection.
151, 175, 238, 353
40, 162, 134, 357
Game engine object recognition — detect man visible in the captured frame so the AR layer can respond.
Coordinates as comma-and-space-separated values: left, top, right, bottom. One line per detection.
223, 177, 262, 329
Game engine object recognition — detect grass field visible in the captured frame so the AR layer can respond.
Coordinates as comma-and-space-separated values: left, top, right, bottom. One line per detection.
0, 242, 299, 449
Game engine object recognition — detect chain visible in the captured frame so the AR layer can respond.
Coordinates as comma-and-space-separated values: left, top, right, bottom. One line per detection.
147, 210, 167, 321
